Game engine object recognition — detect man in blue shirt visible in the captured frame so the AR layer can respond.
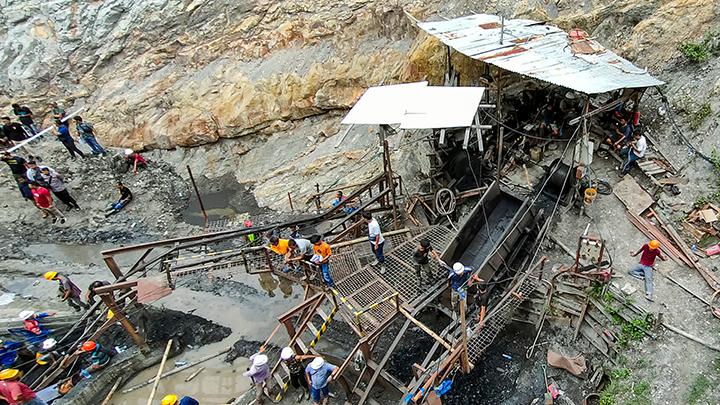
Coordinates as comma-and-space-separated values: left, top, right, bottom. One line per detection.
448, 262, 483, 313
54, 120, 86, 160
305, 357, 339, 405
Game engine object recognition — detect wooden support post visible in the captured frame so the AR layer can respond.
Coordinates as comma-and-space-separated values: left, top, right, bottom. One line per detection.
381, 129, 400, 230
103, 255, 124, 281
495, 71, 504, 180
99, 293, 149, 353
459, 298, 471, 373
398, 307, 452, 351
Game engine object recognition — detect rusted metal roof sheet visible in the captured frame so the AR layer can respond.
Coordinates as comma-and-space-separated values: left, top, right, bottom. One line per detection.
418, 14, 663, 94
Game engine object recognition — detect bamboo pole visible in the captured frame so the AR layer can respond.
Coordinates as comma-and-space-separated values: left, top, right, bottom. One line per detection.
122, 348, 231, 394
100, 379, 122, 405
662, 322, 720, 352
184, 367, 205, 383
146, 340, 173, 405
459, 299, 471, 373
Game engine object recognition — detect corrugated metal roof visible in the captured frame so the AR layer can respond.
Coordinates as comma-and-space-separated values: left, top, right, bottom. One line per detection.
418, 14, 664, 94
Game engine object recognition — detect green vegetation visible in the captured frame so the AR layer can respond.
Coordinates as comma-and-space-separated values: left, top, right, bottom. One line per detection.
601, 293, 652, 348
690, 103, 712, 130
686, 374, 712, 404
714, 356, 720, 374
600, 367, 652, 405
694, 149, 720, 206
679, 31, 719, 63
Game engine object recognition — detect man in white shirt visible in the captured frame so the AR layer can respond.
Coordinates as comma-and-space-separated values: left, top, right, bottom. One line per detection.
621, 132, 647, 175
362, 212, 386, 273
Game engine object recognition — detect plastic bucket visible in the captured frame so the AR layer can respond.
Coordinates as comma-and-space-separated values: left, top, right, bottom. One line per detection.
584, 187, 597, 205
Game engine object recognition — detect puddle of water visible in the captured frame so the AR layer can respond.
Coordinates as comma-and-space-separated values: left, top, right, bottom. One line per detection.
115, 349, 251, 405
23, 243, 146, 268
182, 190, 242, 226
115, 271, 304, 404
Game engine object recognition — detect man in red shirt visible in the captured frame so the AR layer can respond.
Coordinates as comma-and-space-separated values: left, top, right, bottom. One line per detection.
29, 183, 65, 224
628, 239, 666, 301
0, 368, 47, 404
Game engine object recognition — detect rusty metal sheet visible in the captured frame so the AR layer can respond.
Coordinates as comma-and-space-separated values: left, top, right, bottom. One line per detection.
418, 14, 663, 94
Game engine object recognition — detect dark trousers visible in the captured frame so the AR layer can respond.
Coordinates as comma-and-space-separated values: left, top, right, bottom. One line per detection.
290, 371, 309, 391
61, 140, 86, 159
66, 295, 89, 311
53, 189, 80, 209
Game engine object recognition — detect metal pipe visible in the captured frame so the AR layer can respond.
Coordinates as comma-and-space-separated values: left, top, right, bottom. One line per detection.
187, 165, 208, 227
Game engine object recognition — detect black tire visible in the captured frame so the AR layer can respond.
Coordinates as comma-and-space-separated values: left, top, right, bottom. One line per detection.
595, 180, 612, 195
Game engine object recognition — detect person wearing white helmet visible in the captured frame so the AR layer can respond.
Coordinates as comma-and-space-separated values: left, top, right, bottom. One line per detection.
36, 338, 60, 367
280, 347, 314, 402
448, 262, 483, 313
19, 310, 55, 336
243, 348, 271, 405
305, 356, 338, 405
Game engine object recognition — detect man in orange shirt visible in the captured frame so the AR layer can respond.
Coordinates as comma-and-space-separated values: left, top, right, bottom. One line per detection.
310, 235, 335, 288
268, 236, 289, 255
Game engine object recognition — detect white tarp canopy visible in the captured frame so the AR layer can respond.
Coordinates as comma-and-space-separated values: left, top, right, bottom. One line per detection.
342, 82, 486, 129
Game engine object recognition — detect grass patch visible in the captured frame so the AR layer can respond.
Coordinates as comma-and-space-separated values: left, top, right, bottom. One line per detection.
690, 103, 712, 130
679, 31, 719, 63
686, 374, 712, 404
600, 368, 651, 405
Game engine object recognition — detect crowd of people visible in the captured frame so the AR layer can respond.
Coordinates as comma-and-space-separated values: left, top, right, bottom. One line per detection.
0, 101, 148, 224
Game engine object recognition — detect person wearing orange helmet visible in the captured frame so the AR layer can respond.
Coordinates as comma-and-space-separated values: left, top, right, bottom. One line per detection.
160, 394, 198, 405
629, 239, 666, 301
78, 341, 112, 377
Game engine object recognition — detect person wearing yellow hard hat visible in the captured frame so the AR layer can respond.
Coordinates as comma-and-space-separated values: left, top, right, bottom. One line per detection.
43, 271, 89, 312
160, 393, 199, 405
0, 368, 47, 404
629, 239, 666, 301
36, 339, 59, 367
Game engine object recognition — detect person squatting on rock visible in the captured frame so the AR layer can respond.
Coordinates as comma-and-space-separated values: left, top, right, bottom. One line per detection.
244, 348, 270, 405
36, 166, 80, 211
362, 212, 386, 273
44, 271, 89, 312
54, 119, 86, 160
73, 116, 106, 156
28, 182, 65, 224
124, 149, 147, 174
105, 182, 133, 217
628, 239, 666, 301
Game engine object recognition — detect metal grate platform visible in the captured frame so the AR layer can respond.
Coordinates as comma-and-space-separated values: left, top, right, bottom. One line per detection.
466, 274, 539, 362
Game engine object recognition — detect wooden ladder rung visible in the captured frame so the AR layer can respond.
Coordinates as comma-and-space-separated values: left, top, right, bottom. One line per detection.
316, 308, 330, 321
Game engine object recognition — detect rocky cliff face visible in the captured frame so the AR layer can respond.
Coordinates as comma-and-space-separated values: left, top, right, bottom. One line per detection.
0, 0, 717, 210
0, 0, 436, 149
